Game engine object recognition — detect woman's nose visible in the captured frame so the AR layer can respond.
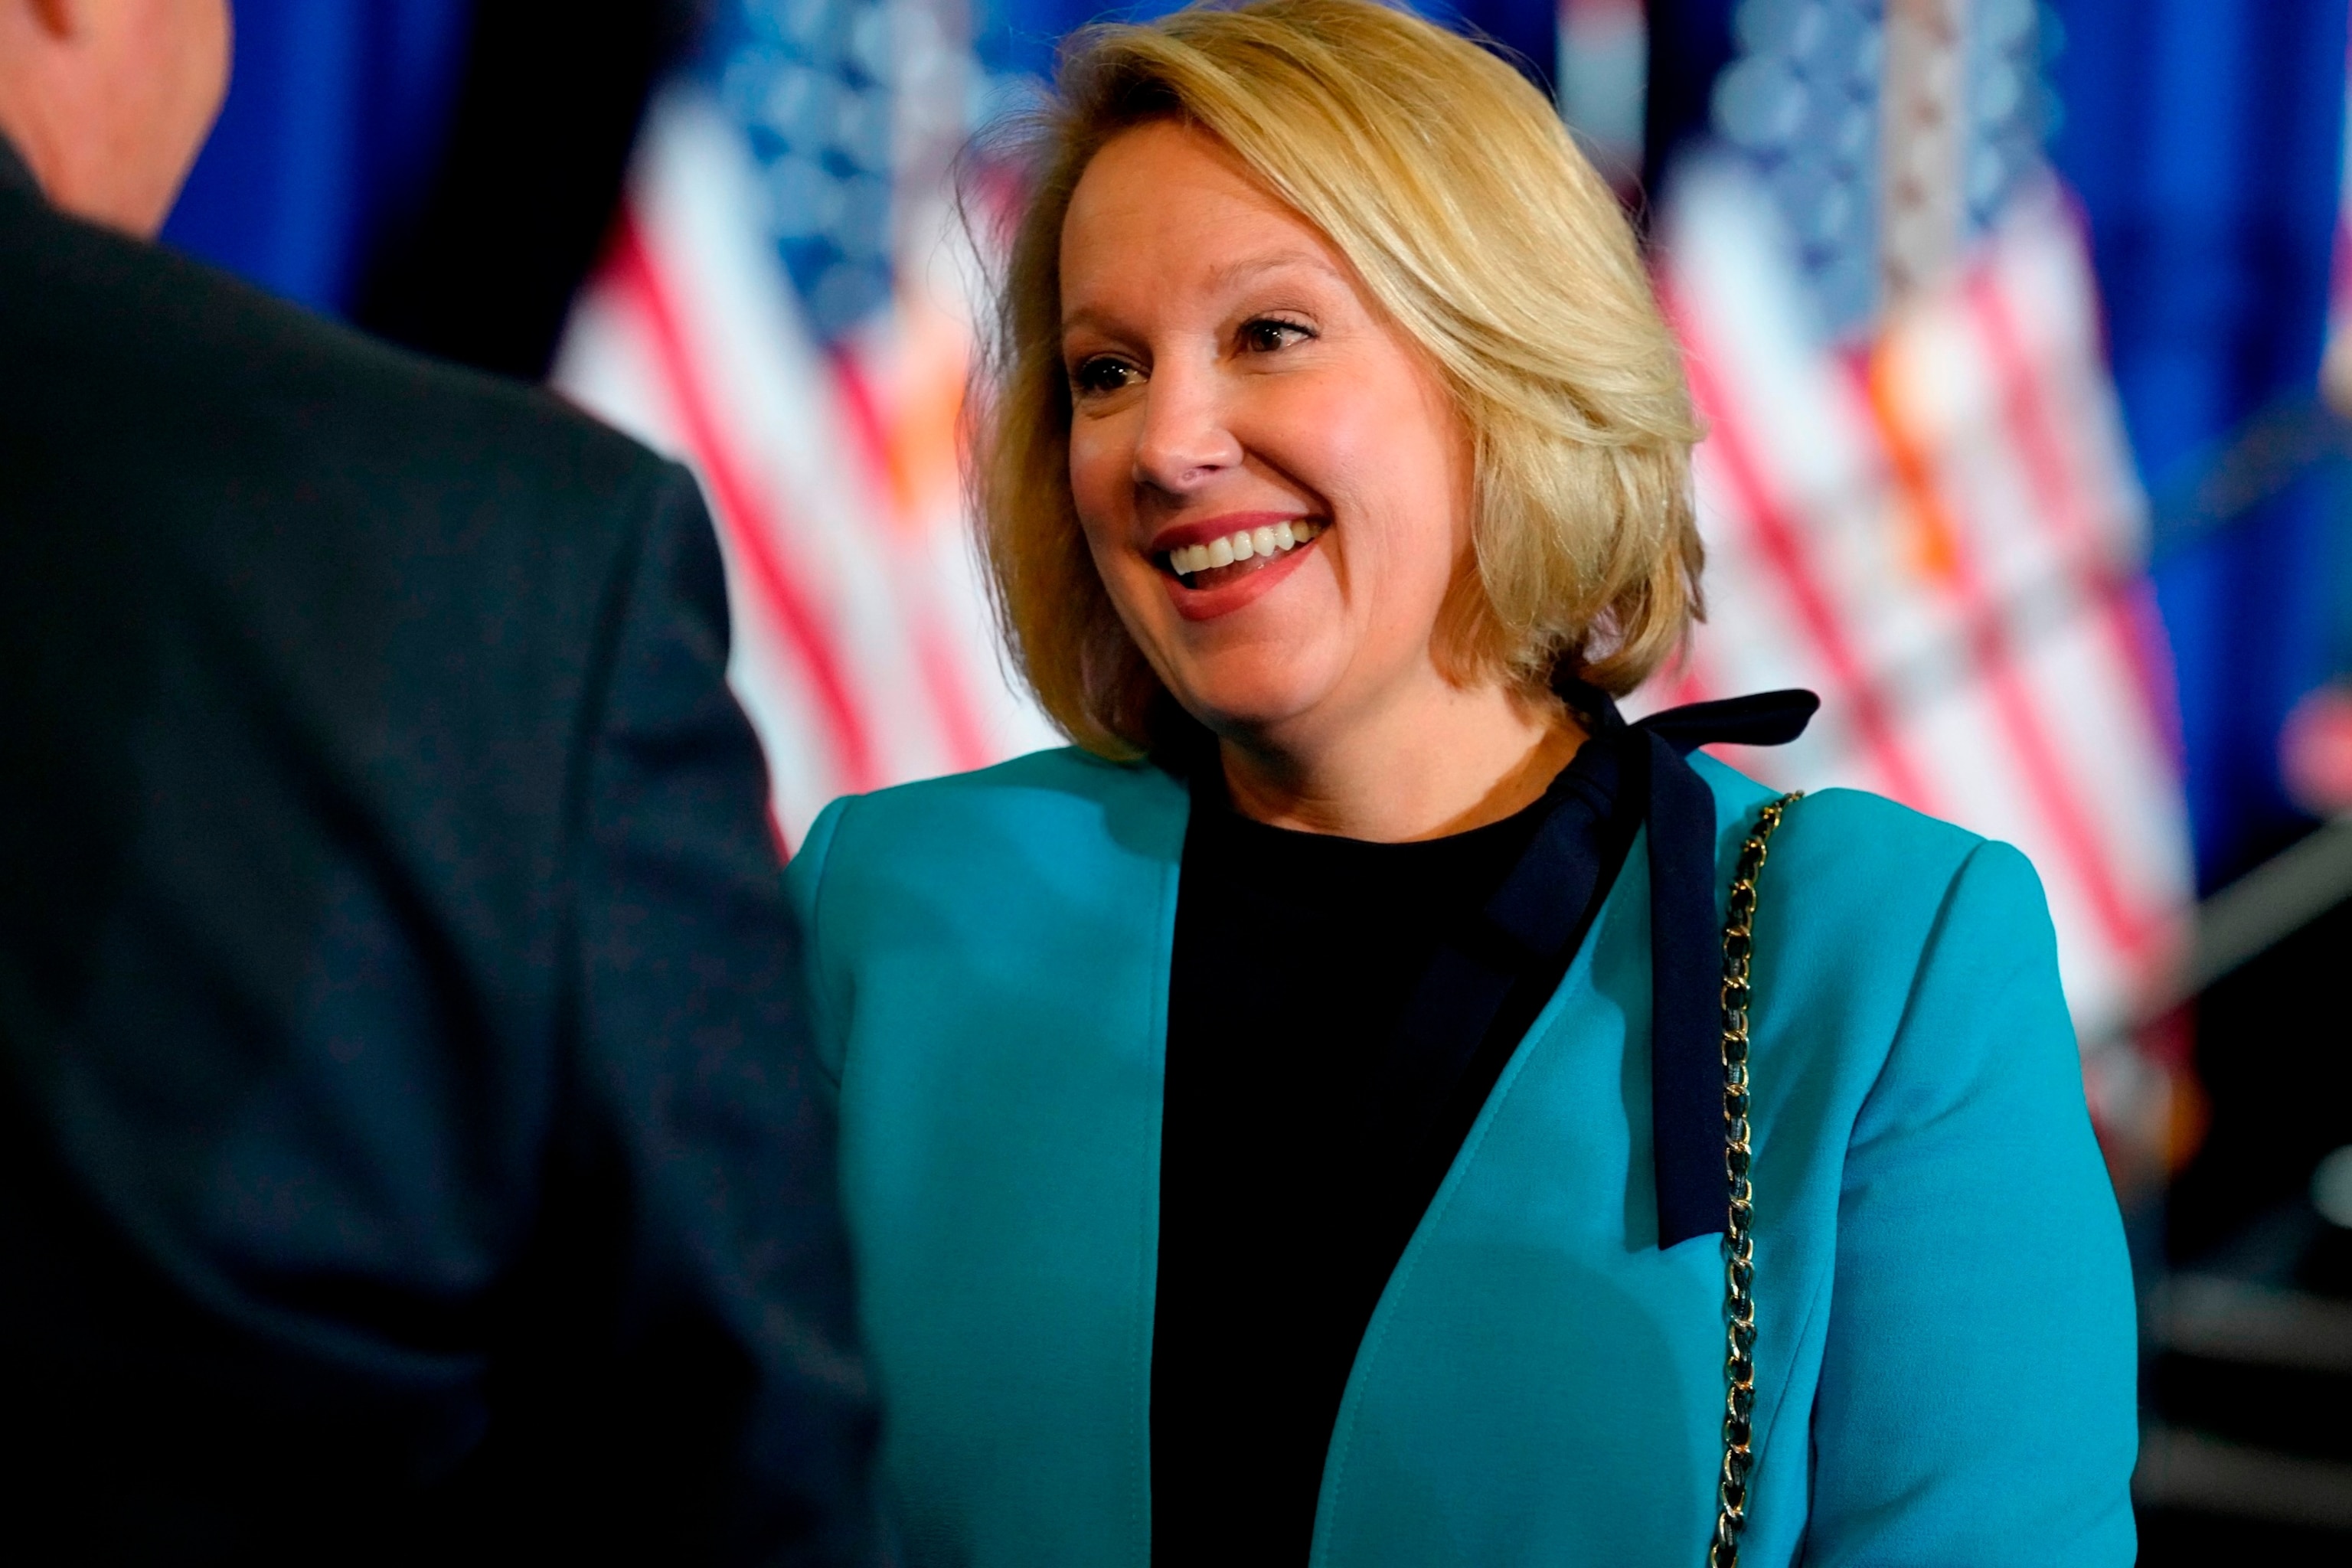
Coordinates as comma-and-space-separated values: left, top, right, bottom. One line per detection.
1130, 367, 1243, 495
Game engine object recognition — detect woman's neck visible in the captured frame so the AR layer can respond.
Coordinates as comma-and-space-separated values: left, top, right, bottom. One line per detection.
1217, 681, 1585, 842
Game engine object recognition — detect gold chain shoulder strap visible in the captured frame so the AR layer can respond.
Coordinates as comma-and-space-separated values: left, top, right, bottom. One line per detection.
1710, 792, 1801, 1568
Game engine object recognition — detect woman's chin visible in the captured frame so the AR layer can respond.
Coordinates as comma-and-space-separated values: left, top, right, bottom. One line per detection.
1165, 668, 1339, 743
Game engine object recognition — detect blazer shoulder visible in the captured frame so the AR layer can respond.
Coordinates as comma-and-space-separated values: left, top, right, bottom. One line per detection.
1782, 785, 1985, 886
821, 747, 1181, 852
799, 747, 1188, 921
854, 745, 1158, 809
1774, 783, 1984, 872
1694, 765, 2015, 1021
1694, 755, 1985, 893
1686, 766, 2081, 1042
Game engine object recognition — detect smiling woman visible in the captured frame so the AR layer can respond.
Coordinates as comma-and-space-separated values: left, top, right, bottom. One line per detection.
785, 2, 2139, 1564
1053, 114, 1544, 836
977, 0, 1702, 822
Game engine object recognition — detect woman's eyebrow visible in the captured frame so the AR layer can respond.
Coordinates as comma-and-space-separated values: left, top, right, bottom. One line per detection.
1059, 249, 1342, 335
1200, 250, 1342, 292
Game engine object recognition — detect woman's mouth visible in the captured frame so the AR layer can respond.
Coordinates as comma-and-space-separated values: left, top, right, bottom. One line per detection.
1158, 518, 1326, 591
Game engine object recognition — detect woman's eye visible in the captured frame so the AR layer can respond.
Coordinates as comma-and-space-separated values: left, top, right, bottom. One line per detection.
1240, 318, 1314, 354
1069, 357, 1140, 396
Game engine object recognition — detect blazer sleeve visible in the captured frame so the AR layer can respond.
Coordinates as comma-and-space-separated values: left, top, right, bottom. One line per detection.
1801, 840, 2138, 1566
550, 465, 877, 1563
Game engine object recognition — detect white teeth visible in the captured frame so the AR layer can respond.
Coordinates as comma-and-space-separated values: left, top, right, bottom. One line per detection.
1168, 519, 1325, 578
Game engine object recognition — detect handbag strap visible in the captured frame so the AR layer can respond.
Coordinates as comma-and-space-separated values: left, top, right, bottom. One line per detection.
1710, 792, 1800, 1568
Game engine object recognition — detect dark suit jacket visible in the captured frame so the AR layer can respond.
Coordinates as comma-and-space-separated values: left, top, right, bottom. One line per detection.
0, 136, 873, 1563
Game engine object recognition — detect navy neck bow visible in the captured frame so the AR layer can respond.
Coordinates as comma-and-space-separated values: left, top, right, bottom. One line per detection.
1573, 684, 1817, 1244
1429, 680, 1818, 1246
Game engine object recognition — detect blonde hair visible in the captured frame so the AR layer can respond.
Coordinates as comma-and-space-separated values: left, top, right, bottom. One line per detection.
971, 0, 1704, 757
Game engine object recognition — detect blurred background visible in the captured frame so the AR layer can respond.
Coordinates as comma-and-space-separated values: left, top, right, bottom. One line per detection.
159, 0, 2352, 1555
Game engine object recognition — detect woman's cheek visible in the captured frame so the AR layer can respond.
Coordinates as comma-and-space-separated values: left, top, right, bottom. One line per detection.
1068, 400, 1139, 501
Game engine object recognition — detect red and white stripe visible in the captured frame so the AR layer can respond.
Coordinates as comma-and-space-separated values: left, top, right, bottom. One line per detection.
553, 90, 1057, 847
1650, 162, 2192, 1048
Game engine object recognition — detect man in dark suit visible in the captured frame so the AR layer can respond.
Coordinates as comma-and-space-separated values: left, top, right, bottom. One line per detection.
0, 3, 873, 1560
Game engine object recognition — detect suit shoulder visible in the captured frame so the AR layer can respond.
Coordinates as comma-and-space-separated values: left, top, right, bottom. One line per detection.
299, 314, 664, 500
198, 269, 665, 504
3, 191, 668, 511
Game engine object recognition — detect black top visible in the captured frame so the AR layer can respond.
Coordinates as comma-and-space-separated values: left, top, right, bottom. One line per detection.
1152, 735, 1640, 1561
0, 135, 871, 1561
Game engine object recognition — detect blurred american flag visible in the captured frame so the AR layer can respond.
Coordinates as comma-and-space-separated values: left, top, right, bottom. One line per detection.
1652, 164, 2190, 1118
554, 0, 1057, 848
1643, 0, 2193, 1145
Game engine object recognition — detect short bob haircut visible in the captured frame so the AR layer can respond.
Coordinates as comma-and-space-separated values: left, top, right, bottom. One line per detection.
972, 0, 1704, 759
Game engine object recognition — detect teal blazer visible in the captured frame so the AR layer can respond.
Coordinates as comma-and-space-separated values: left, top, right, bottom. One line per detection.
786, 746, 2138, 1566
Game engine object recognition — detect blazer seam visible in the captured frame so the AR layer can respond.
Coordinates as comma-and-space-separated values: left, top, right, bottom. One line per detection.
1852, 838, 1988, 1128
1788, 835, 2001, 1565
1761, 1244, 1833, 1555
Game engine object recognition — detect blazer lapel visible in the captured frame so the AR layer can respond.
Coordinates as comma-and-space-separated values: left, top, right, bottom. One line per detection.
1311, 764, 1784, 1566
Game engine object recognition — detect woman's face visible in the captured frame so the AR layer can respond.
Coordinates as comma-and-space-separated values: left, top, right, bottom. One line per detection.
1058, 120, 1475, 753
